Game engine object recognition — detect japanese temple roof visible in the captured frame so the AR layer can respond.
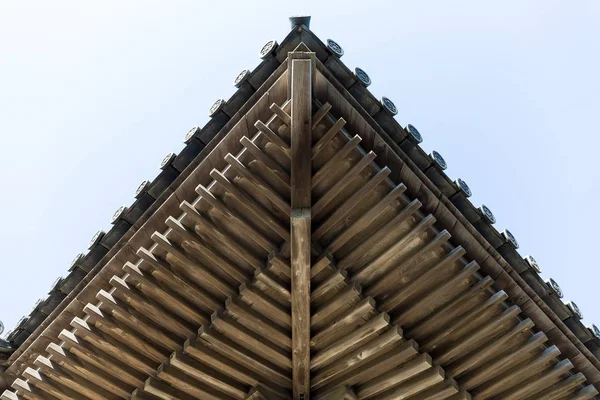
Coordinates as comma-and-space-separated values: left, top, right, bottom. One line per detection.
1, 15, 600, 399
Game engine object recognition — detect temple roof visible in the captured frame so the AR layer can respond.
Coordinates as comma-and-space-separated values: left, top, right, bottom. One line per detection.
1, 15, 600, 399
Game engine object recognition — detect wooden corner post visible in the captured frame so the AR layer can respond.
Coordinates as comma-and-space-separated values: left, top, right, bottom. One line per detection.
290, 52, 313, 399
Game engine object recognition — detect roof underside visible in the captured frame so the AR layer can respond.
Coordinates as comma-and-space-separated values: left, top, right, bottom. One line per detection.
2, 21, 600, 400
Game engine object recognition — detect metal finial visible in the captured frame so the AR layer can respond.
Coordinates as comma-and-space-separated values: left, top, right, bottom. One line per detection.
289, 15, 311, 30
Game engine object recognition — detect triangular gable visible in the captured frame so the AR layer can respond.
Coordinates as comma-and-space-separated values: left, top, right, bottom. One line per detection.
2, 17, 599, 400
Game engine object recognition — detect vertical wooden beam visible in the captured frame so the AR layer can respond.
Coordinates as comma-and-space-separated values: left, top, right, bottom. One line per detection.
290, 53, 313, 399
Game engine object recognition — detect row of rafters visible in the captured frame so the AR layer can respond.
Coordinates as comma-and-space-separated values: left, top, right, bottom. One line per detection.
2, 56, 599, 399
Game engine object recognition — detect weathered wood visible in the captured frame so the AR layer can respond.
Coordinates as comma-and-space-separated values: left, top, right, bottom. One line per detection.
96, 289, 182, 351
240, 136, 291, 188
310, 312, 390, 370
289, 54, 313, 400
169, 351, 247, 399
312, 118, 346, 160
312, 151, 376, 216
137, 247, 222, 312
310, 297, 376, 351
311, 103, 331, 129
210, 169, 289, 240
270, 104, 292, 126
45, 342, 131, 398
356, 353, 433, 398
195, 184, 278, 252
58, 329, 143, 387
255, 120, 290, 151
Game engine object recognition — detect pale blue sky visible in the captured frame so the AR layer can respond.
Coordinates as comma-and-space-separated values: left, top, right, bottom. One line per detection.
1, 1, 599, 336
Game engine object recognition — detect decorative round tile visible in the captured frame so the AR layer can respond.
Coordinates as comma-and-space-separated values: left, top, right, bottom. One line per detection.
111, 206, 128, 224
50, 276, 63, 292
135, 180, 150, 198
591, 324, 600, 339
209, 99, 226, 116
501, 229, 519, 248
354, 67, 371, 87
455, 178, 472, 198
524, 255, 541, 273
160, 152, 176, 170
0, 320, 4, 336
326, 39, 344, 57
234, 69, 250, 88
430, 150, 447, 170
70, 253, 84, 270
406, 124, 423, 143
546, 278, 563, 298
259, 40, 278, 59
479, 204, 496, 224
184, 126, 200, 143
381, 96, 398, 115
88, 230, 105, 249
567, 301, 583, 319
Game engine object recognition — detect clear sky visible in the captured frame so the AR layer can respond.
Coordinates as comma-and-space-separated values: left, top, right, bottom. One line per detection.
0, 1, 599, 337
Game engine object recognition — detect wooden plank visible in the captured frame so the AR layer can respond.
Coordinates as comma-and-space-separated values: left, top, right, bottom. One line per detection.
59, 329, 143, 388
254, 120, 290, 151
225, 153, 291, 216
240, 136, 291, 188
290, 55, 313, 400
225, 296, 291, 350
356, 353, 433, 398
195, 184, 278, 252
169, 351, 247, 399
45, 342, 131, 398
96, 289, 182, 351
137, 247, 222, 312
311, 102, 331, 129
312, 118, 346, 160
311, 135, 361, 189
312, 151, 376, 216
210, 169, 289, 240
310, 312, 390, 370
270, 104, 292, 126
